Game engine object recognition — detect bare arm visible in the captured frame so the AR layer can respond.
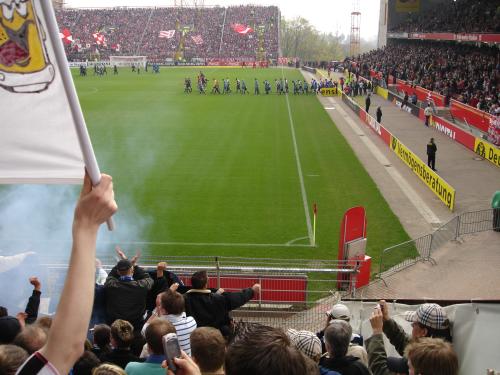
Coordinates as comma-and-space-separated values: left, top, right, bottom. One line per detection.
39, 173, 117, 375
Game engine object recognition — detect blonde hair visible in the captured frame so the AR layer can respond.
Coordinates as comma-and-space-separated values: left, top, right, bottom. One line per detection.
92, 363, 126, 375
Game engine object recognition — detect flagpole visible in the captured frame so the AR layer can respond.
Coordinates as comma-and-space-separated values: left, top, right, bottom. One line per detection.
41, 2, 115, 230
312, 203, 317, 247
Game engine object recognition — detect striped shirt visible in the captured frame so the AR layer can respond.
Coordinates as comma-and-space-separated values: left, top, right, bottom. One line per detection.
141, 313, 197, 356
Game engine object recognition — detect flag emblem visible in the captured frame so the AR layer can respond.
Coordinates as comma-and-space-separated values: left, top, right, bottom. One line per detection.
159, 30, 175, 39
191, 34, 203, 45
231, 23, 254, 34
0, 0, 54, 93
92, 32, 106, 46
59, 28, 73, 44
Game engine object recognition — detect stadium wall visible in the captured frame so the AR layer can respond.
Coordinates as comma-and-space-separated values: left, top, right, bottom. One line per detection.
341, 93, 456, 210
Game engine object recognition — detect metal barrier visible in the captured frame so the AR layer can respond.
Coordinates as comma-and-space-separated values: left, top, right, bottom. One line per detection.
379, 208, 499, 280
41, 256, 364, 331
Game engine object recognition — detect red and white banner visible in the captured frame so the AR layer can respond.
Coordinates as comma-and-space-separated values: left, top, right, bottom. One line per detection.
111, 43, 120, 52
231, 23, 253, 34
92, 32, 106, 46
450, 99, 493, 133
388, 32, 500, 43
191, 34, 203, 45
158, 30, 175, 39
59, 28, 73, 44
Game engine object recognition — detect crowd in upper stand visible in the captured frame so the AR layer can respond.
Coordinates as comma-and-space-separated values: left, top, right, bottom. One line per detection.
349, 40, 500, 115
55, 6, 279, 62
389, 0, 500, 33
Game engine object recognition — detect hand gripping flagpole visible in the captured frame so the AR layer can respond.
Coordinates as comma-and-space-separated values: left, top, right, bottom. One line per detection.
41, 1, 115, 230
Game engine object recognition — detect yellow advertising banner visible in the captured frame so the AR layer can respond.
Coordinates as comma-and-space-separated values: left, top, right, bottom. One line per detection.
320, 87, 340, 97
390, 135, 456, 211
474, 138, 500, 168
375, 86, 389, 100
396, 0, 420, 13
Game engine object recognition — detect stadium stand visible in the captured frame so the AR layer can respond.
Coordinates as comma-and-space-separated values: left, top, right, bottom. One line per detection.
389, 0, 500, 33
350, 40, 499, 115
55, 6, 280, 62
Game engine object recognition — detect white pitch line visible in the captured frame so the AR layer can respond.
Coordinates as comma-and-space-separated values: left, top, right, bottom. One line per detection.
332, 98, 441, 225
281, 68, 314, 245
325, 107, 336, 110
101, 240, 314, 248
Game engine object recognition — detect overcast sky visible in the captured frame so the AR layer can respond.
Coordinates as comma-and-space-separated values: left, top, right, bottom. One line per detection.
64, 0, 381, 40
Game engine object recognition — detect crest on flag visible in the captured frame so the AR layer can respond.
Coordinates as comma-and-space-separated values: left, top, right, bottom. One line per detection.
159, 30, 175, 39
0, 0, 55, 93
191, 34, 203, 45
92, 32, 106, 46
231, 23, 254, 35
1, 0, 85, 183
59, 28, 73, 44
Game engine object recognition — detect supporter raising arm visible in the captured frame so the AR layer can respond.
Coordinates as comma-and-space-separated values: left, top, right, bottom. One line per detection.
17, 172, 117, 375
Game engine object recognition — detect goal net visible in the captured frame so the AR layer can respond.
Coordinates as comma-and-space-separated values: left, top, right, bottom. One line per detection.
109, 56, 147, 68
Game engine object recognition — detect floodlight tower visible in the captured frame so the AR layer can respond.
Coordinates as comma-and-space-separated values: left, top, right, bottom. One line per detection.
350, 0, 361, 57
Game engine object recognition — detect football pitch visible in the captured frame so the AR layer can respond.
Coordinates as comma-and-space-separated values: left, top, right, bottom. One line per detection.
74, 67, 410, 271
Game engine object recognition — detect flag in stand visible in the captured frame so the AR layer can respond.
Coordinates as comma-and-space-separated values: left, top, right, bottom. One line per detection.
0, 0, 97, 184
231, 23, 254, 34
59, 28, 73, 44
111, 43, 121, 52
92, 32, 106, 46
159, 30, 175, 39
191, 34, 203, 45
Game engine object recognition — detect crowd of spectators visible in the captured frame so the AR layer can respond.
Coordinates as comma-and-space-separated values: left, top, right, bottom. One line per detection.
0, 172, 462, 375
350, 40, 500, 115
55, 6, 279, 62
389, 0, 500, 34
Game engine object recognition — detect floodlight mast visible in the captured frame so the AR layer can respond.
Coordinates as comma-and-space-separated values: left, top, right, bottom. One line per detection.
350, 0, 361, 57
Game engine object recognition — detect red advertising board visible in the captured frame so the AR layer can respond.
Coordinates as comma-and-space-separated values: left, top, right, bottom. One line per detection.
178, 274, 307, 303
431, 116, 476, 151
408, 32, 500, 43
450, 99, 492, 133
396, 81, 445, 106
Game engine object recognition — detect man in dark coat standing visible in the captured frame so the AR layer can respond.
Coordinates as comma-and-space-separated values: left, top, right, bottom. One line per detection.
365, 94, 371, 113
427, 138, 437, 171
376, 107, 382, 123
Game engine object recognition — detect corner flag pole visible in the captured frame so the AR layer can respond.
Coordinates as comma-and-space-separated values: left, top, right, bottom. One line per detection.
313, 203, 317, 246
41, 2, 114, 230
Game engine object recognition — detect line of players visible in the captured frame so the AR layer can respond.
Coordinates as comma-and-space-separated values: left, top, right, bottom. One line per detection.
185, 72, 337, 95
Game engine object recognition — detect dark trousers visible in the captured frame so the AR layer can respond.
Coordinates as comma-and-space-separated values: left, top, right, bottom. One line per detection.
366, 104, 370, 113
425, 115, 430, 126
428, 154, 436, 170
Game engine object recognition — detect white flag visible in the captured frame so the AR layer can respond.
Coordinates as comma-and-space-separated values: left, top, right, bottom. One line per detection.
159, 30, 175, 39
0, 1, 86, 183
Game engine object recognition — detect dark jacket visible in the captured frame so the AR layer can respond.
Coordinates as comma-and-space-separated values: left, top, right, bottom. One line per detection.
382, 318, 410, 356
184, 287, 254, 335
319, 355, 371, 375
100, 348, 143, 369
25, 290, 41, 324
427, 142, 437, 156
365, 333, 391, 375
104, 265, 153, 329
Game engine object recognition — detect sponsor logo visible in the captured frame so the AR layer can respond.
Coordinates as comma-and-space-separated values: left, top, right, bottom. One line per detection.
320, 87, 339, 96
366, 115, 381, 136
431, 119, 456, 140
391, 136, 456, 210
455, 34, 479, 42
394, 99, 413, 114
475, 139, 500, 168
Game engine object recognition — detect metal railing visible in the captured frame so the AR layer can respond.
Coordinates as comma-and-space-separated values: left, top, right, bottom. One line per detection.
41, 256, 365, 331
379, 208, 499, 280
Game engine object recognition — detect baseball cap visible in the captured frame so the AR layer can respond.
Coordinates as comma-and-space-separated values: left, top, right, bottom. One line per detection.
327, 303, 350, 321
0, 316, 22, 344
286, 329, 322, 361
116, 259, 132, 271
404, 303, 449, 330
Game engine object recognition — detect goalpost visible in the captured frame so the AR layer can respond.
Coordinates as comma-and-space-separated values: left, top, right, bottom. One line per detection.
109, 56, 147, 68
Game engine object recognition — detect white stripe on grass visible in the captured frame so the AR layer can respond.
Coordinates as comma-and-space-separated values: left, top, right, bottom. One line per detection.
281, 67, 314, 245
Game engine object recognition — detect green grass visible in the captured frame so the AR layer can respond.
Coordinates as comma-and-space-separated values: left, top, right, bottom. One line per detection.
73, 67, 410, 274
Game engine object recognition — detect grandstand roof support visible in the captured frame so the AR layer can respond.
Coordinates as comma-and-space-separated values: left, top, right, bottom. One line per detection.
350, 0, 361, 57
